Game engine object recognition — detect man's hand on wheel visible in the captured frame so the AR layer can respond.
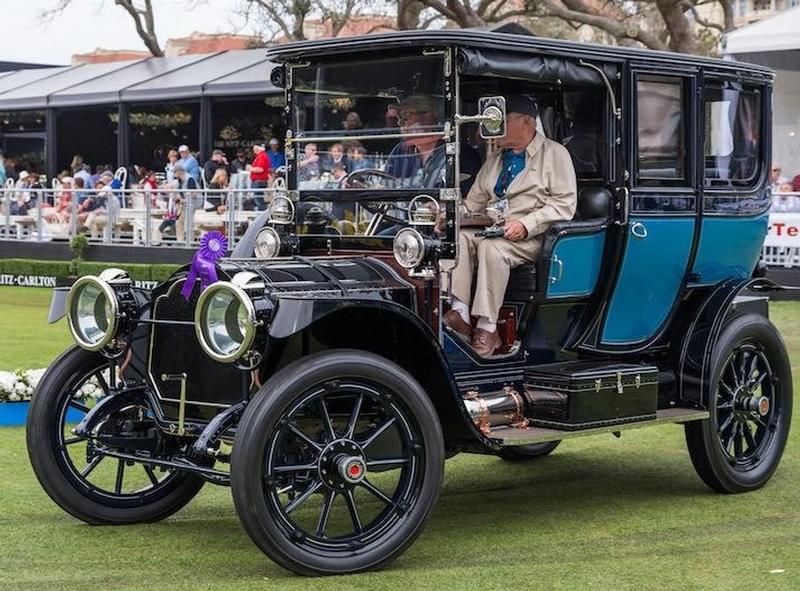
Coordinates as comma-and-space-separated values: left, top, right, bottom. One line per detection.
504, 220, 528, 242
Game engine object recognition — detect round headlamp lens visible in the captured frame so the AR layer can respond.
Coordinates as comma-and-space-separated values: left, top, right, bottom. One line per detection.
393, 228, 425, 269
196, 284, 256, 363
68, 278, 117, 350
268, 196, 294, 224
255, 227, 281, 259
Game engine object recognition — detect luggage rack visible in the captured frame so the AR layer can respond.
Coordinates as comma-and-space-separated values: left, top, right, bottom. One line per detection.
493, 408, 710, 446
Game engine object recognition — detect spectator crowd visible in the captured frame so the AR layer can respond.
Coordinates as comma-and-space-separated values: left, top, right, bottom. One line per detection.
0, 139, 290, 243
770, 162, 800, 212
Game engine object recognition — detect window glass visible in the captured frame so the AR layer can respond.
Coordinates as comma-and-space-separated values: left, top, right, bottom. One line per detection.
703, 83, 760, 185
563, 90, 604, 176
636, 77, 685, 181
292, 55, 447, 191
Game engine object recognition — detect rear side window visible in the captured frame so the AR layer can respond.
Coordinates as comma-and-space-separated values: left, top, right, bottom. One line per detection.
636, 76, 686, 183
704, 82, 761, 186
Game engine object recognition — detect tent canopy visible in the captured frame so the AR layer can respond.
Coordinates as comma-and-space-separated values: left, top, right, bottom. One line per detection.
0, 49, 279, 111
723, 7, 800, 70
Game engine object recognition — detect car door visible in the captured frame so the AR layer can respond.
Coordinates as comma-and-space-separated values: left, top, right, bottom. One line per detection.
599, 69, 698, 347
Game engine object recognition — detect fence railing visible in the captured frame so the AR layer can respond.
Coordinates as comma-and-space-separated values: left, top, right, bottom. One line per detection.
0, 186, 284, 248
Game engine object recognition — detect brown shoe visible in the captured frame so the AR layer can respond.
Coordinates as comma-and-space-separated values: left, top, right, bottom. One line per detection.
471, 328, 501, 357
444, 309, 472, 338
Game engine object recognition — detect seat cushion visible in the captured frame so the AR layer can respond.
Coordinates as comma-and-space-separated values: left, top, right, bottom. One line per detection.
505, 263, 538, 299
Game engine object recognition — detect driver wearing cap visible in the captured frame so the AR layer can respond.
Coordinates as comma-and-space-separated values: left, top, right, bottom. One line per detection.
444, 94, 577, 356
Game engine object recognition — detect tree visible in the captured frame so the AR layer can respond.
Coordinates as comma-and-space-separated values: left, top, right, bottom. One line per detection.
415, 0, 736, 55
41, 0, 164, 57
240, 0, 375, 43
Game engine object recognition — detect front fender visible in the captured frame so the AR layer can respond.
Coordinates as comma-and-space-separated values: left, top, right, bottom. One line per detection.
679, 277, 780, 407
265, 296, 489, 450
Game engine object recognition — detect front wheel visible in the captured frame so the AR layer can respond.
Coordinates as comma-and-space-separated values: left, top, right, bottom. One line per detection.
685, 314, 792, 493
26, 346, 205, 524
231, 350, 444, 576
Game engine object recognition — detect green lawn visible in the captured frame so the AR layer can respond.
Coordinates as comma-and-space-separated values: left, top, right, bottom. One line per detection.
0, 287, 72, 371
1, 289, 799, 590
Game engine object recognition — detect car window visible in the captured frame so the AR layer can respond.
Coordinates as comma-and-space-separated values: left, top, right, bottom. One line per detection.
563, 89, 604, 178
704, 83, 761, 187
636, 77, 686, 183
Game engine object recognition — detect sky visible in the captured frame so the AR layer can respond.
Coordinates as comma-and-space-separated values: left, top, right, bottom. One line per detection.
0, 0, 258, 65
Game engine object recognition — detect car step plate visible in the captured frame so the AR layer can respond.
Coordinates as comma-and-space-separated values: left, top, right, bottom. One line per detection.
492, 408, 709, 446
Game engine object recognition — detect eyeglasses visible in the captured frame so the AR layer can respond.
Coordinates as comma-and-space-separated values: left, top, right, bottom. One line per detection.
398, 110, 430, 124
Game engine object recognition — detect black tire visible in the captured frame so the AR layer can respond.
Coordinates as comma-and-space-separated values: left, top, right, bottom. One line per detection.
26, 346, 205, 524
231, 350, 444, 576
685, 314, 792, 493
498, 441, 560, 462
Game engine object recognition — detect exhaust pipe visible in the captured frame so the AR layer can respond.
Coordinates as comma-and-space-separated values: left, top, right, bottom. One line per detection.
463, 387, 529, 436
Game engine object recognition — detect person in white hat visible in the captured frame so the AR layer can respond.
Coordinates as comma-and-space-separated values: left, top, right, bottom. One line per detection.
177, 144, 200, 182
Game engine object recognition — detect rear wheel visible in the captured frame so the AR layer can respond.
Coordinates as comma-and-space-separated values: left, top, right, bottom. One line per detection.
685, 314, 792, 493
26, 346, 205, 524
231, 350, 444, 576
498, 441, 560, 462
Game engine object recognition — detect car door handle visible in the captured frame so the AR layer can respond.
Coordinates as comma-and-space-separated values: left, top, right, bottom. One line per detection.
549, 254, 564, 284
630, 222, 648, 239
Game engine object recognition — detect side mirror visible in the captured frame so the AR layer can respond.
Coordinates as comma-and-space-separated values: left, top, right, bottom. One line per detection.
455, 96, 506, 139
477, 96, 506, 138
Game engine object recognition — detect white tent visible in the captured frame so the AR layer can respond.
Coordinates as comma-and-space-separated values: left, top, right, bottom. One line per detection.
723, 6, 800, 58
723, 7, 800, 179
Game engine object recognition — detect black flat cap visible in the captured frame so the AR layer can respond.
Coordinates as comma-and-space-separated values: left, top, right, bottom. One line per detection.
505, 94, 538, 118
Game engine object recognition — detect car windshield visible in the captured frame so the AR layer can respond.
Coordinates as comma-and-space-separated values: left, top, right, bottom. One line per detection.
292, 54, 449, 192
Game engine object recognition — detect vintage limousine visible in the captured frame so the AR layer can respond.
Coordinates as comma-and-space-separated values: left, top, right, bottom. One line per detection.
27, 26, 790, 576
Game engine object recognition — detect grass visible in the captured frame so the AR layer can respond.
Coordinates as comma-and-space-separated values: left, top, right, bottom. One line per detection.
0, 287, 72, 371
1, 288, 799, 589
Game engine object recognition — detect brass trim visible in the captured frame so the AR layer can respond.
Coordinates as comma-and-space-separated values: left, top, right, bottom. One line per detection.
66, 275, 120, 352
194, 281, 258, 364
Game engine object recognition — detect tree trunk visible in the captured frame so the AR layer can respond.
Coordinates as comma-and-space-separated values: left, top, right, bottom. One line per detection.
656, 0, 697, 53
398, 0, 425, 29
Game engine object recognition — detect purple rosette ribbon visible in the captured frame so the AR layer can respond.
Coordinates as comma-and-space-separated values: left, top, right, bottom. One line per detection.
181, 231, 228, 300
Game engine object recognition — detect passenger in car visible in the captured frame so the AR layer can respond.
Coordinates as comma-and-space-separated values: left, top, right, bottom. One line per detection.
444, 94, 577, 356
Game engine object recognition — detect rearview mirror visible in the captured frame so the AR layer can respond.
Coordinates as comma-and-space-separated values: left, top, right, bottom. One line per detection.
455, 96, 506, 139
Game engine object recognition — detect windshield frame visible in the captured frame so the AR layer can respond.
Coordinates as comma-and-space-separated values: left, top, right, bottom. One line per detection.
284, 48, 456, 197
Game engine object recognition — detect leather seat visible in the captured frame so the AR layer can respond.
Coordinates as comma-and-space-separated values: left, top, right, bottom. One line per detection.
504, 187, 611, 300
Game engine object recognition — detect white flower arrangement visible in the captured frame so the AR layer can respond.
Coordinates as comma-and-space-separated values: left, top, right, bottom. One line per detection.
0, 368, 104, 403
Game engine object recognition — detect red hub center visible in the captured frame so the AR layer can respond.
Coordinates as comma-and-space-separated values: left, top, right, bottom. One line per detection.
337, 455, 366, 484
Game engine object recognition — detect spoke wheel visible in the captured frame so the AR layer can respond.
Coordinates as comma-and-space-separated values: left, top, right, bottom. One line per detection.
685, 314, 792, 494
232, 350, 444, 576
714, 344, 776, 467
27, 347, 204, 524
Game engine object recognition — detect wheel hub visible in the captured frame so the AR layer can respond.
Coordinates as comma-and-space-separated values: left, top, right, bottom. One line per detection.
318, 439, 365, 489
739, 395, 770, 416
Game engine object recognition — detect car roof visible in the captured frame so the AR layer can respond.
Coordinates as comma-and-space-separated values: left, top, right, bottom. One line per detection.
266, 27, 772, 79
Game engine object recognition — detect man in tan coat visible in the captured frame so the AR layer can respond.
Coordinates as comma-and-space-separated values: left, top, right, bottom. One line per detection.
444, 95, 577, 356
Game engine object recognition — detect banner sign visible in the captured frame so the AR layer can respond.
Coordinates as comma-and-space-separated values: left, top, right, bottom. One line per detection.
0, 274, 158, 290
765, 213, 800, 248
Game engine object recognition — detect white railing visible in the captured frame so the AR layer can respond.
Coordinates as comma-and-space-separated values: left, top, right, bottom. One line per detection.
0, 185, 282, 248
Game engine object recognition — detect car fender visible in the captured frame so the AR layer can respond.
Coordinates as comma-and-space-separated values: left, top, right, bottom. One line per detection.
678, 277, 781, 407
266, 296, 489, 449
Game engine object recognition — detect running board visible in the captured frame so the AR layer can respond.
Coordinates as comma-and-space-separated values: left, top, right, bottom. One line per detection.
492, 408, 710, 446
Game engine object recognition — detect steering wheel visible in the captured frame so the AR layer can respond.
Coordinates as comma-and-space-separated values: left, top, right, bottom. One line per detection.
339, 168, 398, 189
